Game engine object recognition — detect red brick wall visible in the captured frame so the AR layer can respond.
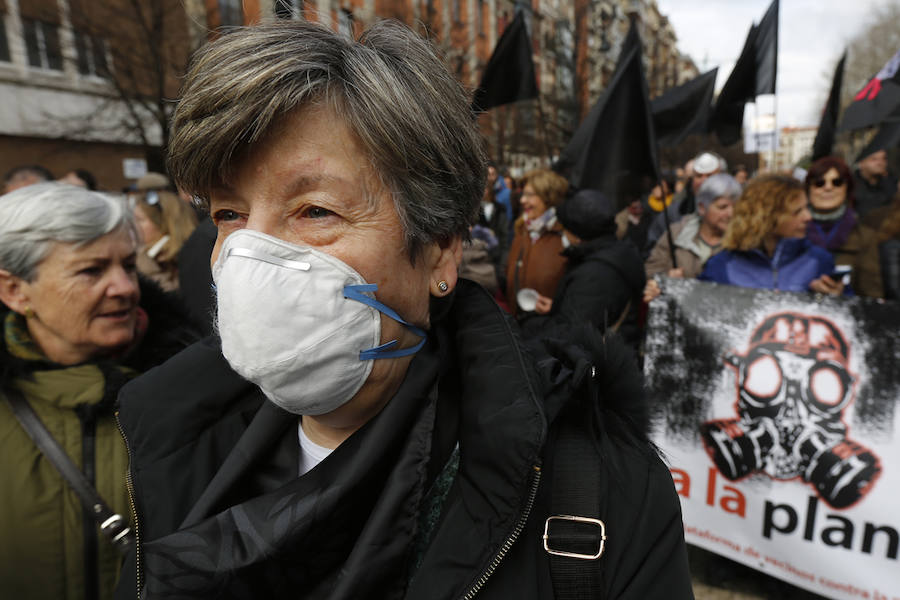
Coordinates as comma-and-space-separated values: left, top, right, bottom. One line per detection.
0, 135, 158, 192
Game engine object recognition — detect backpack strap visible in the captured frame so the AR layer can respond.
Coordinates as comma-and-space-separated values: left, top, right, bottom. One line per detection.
3, 385, 134, 554
545, 394, 608, 600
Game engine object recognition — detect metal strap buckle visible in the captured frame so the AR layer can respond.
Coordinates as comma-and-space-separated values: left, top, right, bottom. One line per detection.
543, 515, 607, 560
100, 514, 133, 552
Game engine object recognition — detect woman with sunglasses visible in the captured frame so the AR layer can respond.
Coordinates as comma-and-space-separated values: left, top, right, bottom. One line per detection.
804, 156, 884, 297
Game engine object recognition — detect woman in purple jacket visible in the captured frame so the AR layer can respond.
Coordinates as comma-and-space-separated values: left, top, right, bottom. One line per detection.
700, 175, 845, 295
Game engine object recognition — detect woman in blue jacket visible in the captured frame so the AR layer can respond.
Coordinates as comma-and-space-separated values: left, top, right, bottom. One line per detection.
700, 175, 845, 295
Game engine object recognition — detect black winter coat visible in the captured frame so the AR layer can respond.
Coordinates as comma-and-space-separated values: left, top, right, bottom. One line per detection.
114, 280, 691, 600
853, 170, 899, 219
521, 236, 646, 352
880, 239, 900, 300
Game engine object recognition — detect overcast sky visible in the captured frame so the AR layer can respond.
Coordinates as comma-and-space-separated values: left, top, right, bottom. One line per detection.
655, 0, 894, 128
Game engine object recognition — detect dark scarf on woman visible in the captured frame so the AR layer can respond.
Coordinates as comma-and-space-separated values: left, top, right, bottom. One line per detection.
807, 205, 857, 252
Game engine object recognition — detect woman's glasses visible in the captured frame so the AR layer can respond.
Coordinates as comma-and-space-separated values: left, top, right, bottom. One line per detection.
813, 176, 845, 188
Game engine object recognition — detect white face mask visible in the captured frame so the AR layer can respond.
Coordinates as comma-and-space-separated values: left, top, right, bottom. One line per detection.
212, 229, 426, 415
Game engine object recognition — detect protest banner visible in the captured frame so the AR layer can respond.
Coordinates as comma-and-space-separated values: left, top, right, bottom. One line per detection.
646, 278, 900, 600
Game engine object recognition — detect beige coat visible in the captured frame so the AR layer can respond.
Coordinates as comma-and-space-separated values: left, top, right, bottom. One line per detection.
644, 216, 720, 279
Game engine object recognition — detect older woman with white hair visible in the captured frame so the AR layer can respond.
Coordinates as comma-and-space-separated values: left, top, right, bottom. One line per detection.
113, 20, 692, 600
644, 172, 742, 301
0, 183, 199, 600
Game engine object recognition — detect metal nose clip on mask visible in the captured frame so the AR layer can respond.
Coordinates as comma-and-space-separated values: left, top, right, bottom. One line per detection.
212, 229, 426, 416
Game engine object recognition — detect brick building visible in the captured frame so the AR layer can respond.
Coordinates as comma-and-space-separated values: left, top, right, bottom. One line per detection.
0, 0, 695, 189
0, 0, 194, 190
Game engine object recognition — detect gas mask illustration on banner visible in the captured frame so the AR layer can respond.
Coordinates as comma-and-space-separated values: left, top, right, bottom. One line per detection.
212, 229, 426, 416
700, 312, 881, 509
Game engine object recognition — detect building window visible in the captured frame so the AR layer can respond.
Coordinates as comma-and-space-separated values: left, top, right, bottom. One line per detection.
218, 0, 243, 26
338, 9, 353, 38
0, 18, 10, 62
23, 18, 62, 70
274, 0, 304, 19
73, 30, 108, 77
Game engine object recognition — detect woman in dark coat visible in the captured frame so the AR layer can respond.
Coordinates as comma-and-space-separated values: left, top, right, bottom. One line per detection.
113, 20, 692, 600
804, 156, 883, 297
522, 190, 646, 353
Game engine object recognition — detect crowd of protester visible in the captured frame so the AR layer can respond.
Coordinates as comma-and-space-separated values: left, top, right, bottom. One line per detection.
1, 17, 899, 600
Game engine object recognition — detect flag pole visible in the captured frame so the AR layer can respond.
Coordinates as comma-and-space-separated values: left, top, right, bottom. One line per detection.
753, 101, 762, 173
661, 179, 678, 269
534, 96, 554, 166
771, 94, 778, 171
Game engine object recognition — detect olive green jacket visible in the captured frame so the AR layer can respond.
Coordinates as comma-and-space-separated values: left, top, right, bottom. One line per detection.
0, 279, 201, 600
0, 362, 132, 600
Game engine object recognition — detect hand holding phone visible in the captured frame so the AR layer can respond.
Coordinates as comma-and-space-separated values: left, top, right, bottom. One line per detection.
827, 265, 852, 284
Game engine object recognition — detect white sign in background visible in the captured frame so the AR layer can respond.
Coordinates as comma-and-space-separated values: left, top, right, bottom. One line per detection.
663, 438, 898, 600
744, 113, 779, 154
646, 280, 900, 600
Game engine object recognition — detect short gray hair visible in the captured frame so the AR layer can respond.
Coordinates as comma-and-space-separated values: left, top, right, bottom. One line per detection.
696, 173, 742, 209
168, 19, 486, 257
0, 182, 136, 281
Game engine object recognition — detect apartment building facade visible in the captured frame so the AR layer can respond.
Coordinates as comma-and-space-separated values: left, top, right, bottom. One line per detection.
0, 0, 695, 188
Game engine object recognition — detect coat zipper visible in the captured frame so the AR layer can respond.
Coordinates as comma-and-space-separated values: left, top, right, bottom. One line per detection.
461, 464, 542, 600
115, 411, 143, 599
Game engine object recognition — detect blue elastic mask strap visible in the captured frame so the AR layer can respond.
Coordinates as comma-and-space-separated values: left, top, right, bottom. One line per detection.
344, 284, 427, 360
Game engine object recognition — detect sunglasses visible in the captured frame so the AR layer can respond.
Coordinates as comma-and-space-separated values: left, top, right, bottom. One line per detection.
813, 177, 845, 188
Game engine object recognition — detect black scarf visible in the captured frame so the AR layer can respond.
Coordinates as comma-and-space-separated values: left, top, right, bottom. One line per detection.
142, 343, 443, 599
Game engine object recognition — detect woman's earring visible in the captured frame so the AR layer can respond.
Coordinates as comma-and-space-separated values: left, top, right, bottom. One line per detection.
437, 280, 449, 294
24, 306, 35, 319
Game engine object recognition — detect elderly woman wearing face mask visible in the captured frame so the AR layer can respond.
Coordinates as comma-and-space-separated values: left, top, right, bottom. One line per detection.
0, 183, 199, 600
804, 156, 884, 297
112, 21, 693, 600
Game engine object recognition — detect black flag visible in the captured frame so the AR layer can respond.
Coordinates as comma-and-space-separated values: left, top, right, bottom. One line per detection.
754, 0, 778, 96
652, 69, 718, 147
710, 0, 779, 146
472, 11, 539, 112
812, 52, 846, 161
555, 22, 659, 207
839, 48, 900, 132
710, 25, 759, 146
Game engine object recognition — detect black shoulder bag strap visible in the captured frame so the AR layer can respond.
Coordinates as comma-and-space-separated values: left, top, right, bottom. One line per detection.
4, 386, 134, 554
545, 395, 608, 599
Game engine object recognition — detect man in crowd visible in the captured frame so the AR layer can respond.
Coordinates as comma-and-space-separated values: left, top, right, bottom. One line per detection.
643, 173, 742, 301
853, 149, 897, 219
3, 165, 53, 194
487, 161, 513, 233
59, 168, 98, 190
645, 151, 725, 251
